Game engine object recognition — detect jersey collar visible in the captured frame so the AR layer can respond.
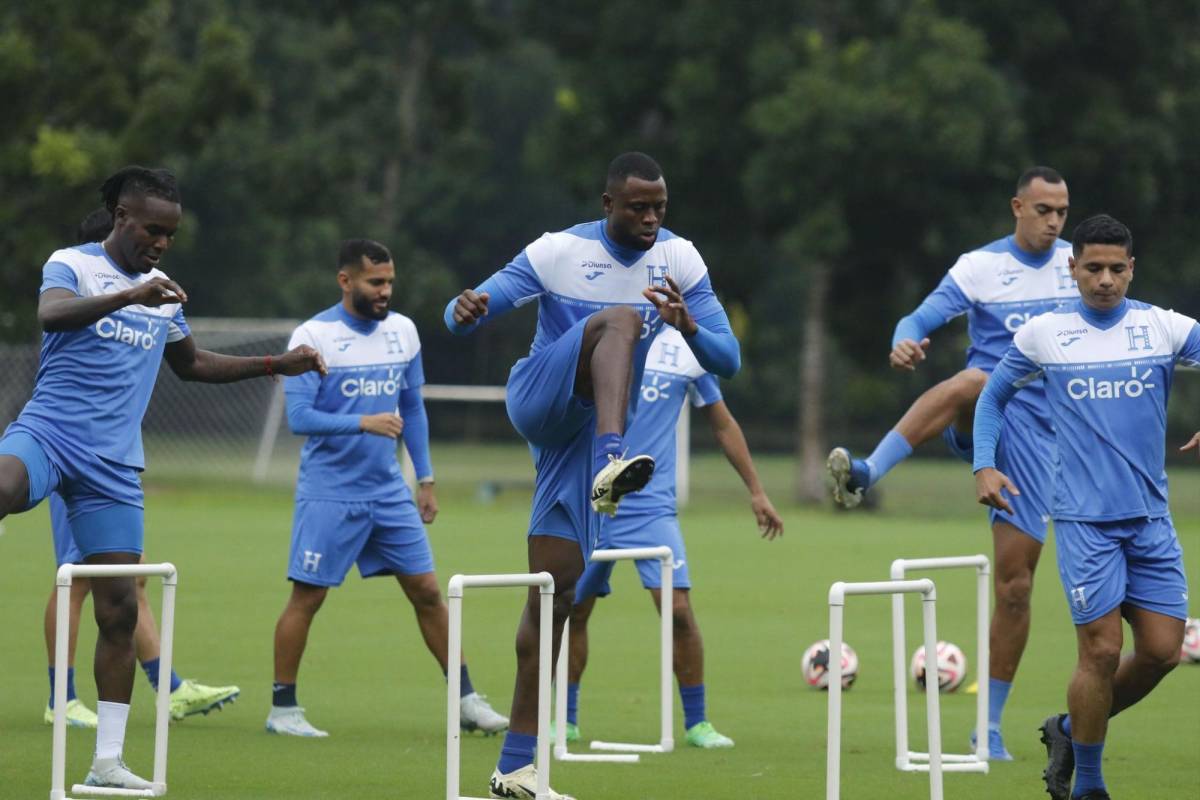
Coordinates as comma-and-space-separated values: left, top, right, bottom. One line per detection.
334, 302, 380, 335
1076, 297, 1129, 330
598, 221, 648, 268
1005, 236, 1056, 269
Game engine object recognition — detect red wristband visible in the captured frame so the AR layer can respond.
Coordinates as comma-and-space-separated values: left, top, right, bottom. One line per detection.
265, 354, 273, 377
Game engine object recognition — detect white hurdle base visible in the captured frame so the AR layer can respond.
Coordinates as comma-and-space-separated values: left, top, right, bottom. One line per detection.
447, 573, 555, 800
891, 555, 991, 775
51, 563, 177, 800
554, 546, 674, 762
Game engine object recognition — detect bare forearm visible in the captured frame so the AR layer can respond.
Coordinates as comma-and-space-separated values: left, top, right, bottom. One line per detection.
39, 291, 136, 332
176, 350, 272, 383
715, 422, 764, 495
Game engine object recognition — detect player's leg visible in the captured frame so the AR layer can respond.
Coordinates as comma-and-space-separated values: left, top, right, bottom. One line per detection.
1108, 605, 1184, 717
828, 367, 987, 508
43, 580, 97, 727
1064, 609, 1123, 800
0, 454, 31, 517
561, 593, 599, 741
648, 587, 730, 748
267, 581, 331, 737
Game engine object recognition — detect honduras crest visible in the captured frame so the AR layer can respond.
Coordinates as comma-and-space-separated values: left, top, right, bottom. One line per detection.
647, 264, 670, 288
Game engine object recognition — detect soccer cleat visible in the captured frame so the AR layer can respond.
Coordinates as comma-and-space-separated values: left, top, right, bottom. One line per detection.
590, 453, 655, 516
84, 757, 153, 790
460, 692, 508, 734
43, 698, 99, 729
169, 679, 240, 720
826, 447, 865, 509
1040, 714, 1074, 800
685, 720, 735, 749
1073, 793, 1111, 800
265, 705, 329, 737
488, 764, 575, 799
969, 726, 1014, 761
550, 720, 581, 743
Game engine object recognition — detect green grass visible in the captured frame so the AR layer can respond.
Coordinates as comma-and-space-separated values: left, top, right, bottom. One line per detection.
1, 451, 1197, 799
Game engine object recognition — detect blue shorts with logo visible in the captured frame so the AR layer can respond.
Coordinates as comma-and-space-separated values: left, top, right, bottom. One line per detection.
946, 395, 1053, 544
576, 513, 690, 601
506, 316, 601, 563
288, 495, 434, 587
1055, 515, 1188, 625
0, 427, 144, 557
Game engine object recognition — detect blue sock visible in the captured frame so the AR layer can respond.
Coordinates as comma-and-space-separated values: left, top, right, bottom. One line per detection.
442, 664, 476, 698
496, 731, 537, 774
679, 683, 706, 730
1071, 741, 1105, 797
566, 683, 580, 726
272, 682, 297, 707
1061, 715, 1073, 738
48, 667, 78, 708
592, 432, 623, 475
141, 658, 183, 692
862, 430, 913, 488
988, 678, 1012, 729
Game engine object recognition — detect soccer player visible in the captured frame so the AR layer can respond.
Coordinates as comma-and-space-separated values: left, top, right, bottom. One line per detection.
0, 166, 325, 790
446, 152, 740, 799
42, 208, 239, 729
828, 167, 1075, 758
974, 214, 1197, 800
564, 326, 782, 749
266, 238, 507, 738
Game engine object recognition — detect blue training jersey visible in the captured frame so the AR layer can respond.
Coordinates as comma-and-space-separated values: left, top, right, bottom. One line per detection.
612, 327, 722, 517
285, 304, 427, 501
10, 243, 189, 469
978, 299, 1200, 522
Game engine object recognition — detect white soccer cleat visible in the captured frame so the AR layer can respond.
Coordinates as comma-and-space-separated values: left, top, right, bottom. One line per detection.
84, 757, 153, 790
826, 447, 864, 509
460, 692, 508, 734
488, 764, 576, 799
590, 453, 655, 517
265, 705, 329, 737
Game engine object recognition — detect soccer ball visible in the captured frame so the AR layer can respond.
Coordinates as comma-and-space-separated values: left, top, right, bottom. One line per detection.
802, 639, 859, 690
910, 641, 968, 692
1182, 618, 1200, 663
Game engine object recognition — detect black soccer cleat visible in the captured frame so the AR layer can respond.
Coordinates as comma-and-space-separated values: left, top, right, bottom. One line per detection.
1040, 713, 1075, 800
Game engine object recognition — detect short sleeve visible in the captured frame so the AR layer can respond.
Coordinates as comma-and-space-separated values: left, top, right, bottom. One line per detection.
1169, 310, 1200, 366
689, 373, 722, 407
40, 262, 79, 295
945, 254, 980, 303
1012, 319, 1041, 363
167, 306, 190, 343
284, 325, 320, 396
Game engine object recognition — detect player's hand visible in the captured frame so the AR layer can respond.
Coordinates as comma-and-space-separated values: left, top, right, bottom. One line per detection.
275, 345, 328, 377
452, 290, 490, 326
360, 412, 404, 439
416, 482, 438, 524
643, 276, 697, 335
1181, 432, 1200, 458
889, 338, 930, 372
750, 492, 784, 540
124, 277, 188, 307
975, 467, 1019, 515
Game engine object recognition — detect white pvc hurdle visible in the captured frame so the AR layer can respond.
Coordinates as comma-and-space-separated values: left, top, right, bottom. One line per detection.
446, 572, 554, 800
51, 562, 178, 800
553, 546, 674, 763
891, 555, 990, 774
827, 579, 943, 800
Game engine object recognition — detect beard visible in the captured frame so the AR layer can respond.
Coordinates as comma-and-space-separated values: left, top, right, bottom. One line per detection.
352, 290, 389, 320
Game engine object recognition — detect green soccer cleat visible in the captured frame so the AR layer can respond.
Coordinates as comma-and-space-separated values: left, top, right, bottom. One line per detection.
685, 720, 735, 749
549, 721, 581, 743
169, 679, 240, 720
43, 698, 99, 729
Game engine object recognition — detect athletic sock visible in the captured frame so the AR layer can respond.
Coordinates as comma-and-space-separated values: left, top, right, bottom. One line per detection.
679, 683, 706, 730
566, 683, 580, 726
48, 666, 78, 707
1060, 715, 1073, 738
862, 429, 913, 488
141, 658, 183, 692
441, 665, 476, 698
1071, 741, 1105, 797
987, 678, 1012, 729
272, 682, 297, 708
592, 432, 624, 475
496, 731, 537, 774
95, 701, 131, 760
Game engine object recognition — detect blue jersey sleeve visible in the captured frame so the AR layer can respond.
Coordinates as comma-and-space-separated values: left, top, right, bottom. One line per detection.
405, 351, 427, 389
168, 306, 190, 342
444, 249, 545, 335
690, 373, 723, 407
892, 274, 971, 348
41, 262, 79, 294
1178, 323, 1200, 367
972, 346, 1043, 471
400, 386, 433, 481
680, 278, 740, 378
285, 373, 363, 436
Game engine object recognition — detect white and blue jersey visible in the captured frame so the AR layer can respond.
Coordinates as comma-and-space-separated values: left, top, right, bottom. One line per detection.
975, 298, 1199, 623
282, 304, 435, 585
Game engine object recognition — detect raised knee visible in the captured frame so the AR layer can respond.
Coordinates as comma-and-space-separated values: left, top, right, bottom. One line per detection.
599, 306, 642, 339
952, 369, 988, 402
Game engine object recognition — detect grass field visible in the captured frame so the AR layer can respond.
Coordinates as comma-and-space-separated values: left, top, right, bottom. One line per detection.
1, 450, 1197, 799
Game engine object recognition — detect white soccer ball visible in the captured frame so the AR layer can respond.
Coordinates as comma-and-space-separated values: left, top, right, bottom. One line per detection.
1182, 618, 1200, 663
911, 641, 968, 692
802, 639, 859, 690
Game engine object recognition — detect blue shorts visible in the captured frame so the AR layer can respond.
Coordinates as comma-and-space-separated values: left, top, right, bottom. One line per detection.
506, 316, 600, 563
576, 513, 691, 601
288, 496, 435, 587
1055, 516, 1189, 625
0, 428, 144, 557
50, 493, 82, 565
